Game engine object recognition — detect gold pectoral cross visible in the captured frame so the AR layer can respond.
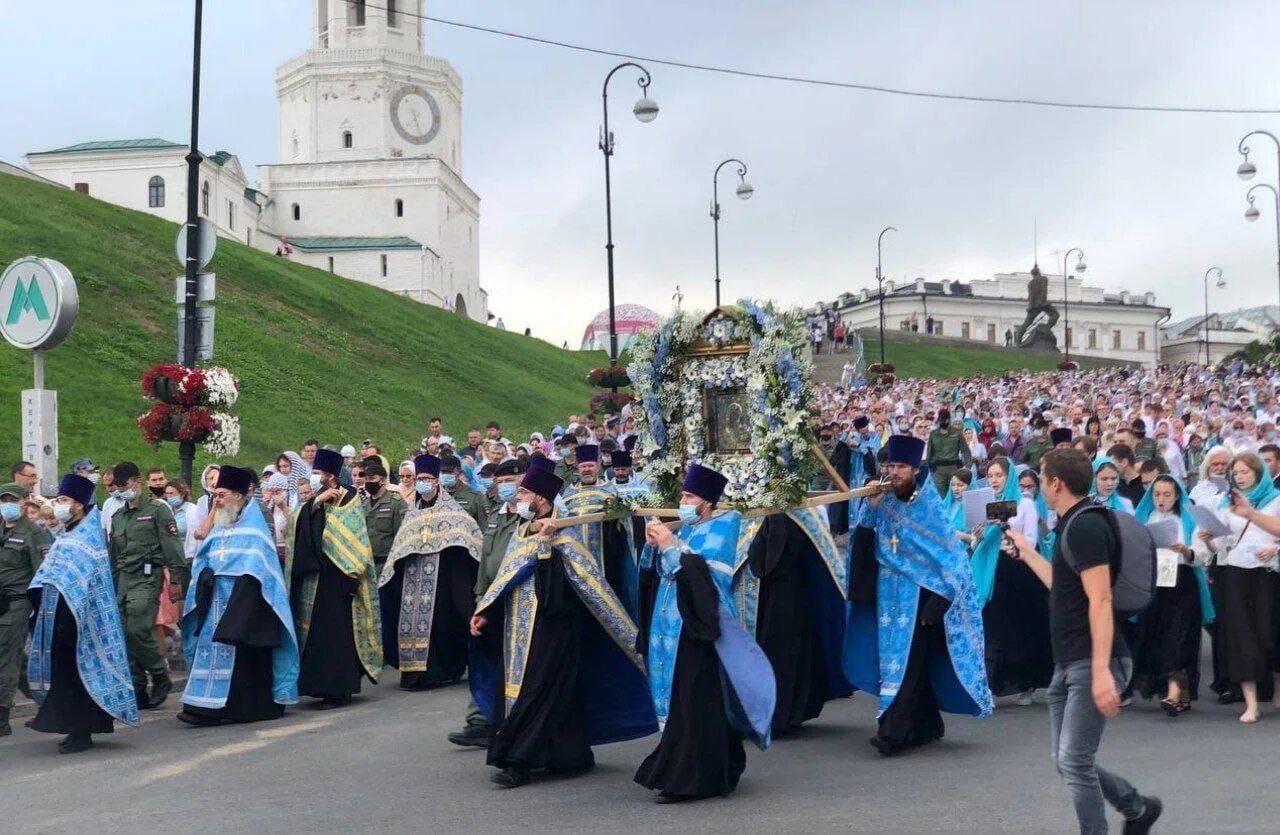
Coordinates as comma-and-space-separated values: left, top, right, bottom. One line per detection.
888, 533, 900, 555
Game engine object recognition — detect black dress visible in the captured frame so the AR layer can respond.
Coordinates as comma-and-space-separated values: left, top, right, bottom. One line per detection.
486, 552, 593, 773
183, 570, 286, 723
748, 514, 828, 733
1220, 565, 1276, 685
982, 556, 1053, 696
1132, 563, 1203, 699
876, 591, 950, 749
381, 546, 477, 689
634, 554, 746, 800
292, 499, 365, 699
30, 596, 114, 736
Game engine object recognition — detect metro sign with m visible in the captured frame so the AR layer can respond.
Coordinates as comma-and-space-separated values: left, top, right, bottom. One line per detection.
6, 275, 51, 325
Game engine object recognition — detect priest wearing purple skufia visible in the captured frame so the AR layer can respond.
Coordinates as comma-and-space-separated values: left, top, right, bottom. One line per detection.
844, 436, 993, 757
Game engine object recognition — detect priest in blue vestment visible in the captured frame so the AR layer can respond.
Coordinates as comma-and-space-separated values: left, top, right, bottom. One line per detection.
845, 416, 882, 520
844, 436, 992, 757
470, 468, 656, 789
635, 464, 776, 803
27, 475, 140, 754
177, 466, 299, 727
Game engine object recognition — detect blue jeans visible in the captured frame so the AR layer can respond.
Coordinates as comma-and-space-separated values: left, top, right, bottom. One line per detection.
1046, 659, 1144, 834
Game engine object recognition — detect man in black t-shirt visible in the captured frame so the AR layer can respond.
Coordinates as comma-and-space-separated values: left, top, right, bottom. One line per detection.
1005, 449, 1161, 835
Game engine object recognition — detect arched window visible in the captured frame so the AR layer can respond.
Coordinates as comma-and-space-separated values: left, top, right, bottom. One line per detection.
394, 198, 403, 217
148, 176, 165, 208
200, 181, 210, 216
292, 203, 301, 221
342, 131, 353, 149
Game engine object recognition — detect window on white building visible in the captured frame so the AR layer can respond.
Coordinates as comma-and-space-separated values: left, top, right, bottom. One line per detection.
1112, 329, 1122, 350
342, 131, 353, 149
961, 322, 970, 339
201, 181, 210, 216
380, 254, 388, 277
987, 323, 996, 342
1138, 331, 1146, 351
227, 200, 236, 230
386, 0, 397, 26
1088, 329, 1097, 349
328, 256, 335, 272
148, 176, 165, 208
74, 182, 89, 194
394, 198, 404, 217
292, 203, 301, 221
348, 0, 365, 26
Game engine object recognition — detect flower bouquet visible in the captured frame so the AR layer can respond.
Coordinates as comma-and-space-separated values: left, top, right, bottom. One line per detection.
587, 366, 632, 390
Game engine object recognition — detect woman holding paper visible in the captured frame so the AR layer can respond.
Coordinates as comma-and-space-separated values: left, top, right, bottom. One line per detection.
1133, 476, 1215, 717
1191, 452, 1280, 724
970, 457, 1049, 705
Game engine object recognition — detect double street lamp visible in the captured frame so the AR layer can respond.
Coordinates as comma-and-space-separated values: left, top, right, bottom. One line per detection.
711, 158, 753, 307
1202, 266, 1226, 365
1236, 131, 1280, 310
599, 62, 659, 378
875, 226, 897, 365
1060, 248, 1087, 365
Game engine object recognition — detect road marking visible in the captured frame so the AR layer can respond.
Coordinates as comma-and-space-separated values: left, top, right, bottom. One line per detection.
131, 715, 339, 784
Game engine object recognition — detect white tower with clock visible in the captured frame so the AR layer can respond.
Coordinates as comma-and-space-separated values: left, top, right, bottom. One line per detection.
258, 0, 485, 320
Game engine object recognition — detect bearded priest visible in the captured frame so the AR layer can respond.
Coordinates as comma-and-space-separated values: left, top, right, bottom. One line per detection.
286, 449, 383, 709
177, 466, 300, 726
843, 435, 993, 757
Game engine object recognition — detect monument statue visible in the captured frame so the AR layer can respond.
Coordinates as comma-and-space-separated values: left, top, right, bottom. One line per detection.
1014, 265, 1061, 351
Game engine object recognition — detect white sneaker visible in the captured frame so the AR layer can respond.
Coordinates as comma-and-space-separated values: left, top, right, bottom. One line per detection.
1016, 689, 1034, 706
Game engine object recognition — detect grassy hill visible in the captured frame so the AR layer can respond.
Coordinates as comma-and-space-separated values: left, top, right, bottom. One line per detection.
0, 172, 605, 474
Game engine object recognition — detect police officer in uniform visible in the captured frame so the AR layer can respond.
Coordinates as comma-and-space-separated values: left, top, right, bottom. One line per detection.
107, 462, 188, 709
361, 459, 405, 575
440, 455, 489, 530
0, 482, 47, 735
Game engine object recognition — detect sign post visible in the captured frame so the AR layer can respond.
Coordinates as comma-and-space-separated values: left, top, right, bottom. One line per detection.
0, 256, 80, 496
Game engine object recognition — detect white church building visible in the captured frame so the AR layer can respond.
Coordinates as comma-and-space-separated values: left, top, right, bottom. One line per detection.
25, 0, 487, 321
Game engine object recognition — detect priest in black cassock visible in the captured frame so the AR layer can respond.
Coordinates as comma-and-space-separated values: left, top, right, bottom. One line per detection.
470, 469, 655, 789
286, 449, 382, 709
844, 436, 993, 756
177, 466, 299, 726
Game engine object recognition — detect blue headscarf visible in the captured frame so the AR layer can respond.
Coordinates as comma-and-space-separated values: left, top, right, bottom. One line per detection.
1136, 477, 1215, 625
939, 481, 968, 535
1218, 463, 1280, 511
969, 457, 1022, 606
1089, 458, 1130, 512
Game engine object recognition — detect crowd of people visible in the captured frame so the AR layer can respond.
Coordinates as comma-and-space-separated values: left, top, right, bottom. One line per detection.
4, 359, 1280, 829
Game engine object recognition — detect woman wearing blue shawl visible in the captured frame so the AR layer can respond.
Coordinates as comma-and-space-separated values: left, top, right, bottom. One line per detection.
1018, 468, 1054, 553
1190, 452, 1280, 724
1132, 476, 1214, 716
970, 458, 1051, 703
1090, 458, 1135, 514
940, 469, 975, 546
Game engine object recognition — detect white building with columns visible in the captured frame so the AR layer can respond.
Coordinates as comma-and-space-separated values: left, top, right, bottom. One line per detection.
25, 0, 487, 321
826, 271, 1168, 365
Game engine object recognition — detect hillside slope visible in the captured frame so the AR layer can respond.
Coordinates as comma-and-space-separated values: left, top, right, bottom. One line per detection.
0, 172, 603, 471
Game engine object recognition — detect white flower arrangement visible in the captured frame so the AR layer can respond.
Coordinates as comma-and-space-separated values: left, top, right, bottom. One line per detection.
205, 412, 241, 458
201, 366, 240, 408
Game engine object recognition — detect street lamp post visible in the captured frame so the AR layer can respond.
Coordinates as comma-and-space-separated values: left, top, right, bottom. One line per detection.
1237, 131, 1280, 310
599, 62, 658, 387
711, 158, 753, 307
179, 0, 205, 486
876, 226, 897, 365
1060, 248, 1087, 365
1202, 266, 1226, 365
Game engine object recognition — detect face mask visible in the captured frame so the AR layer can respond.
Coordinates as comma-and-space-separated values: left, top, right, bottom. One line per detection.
308, 474, 323, 492
440, 473, 457, 489
497, 483, 518, 503
478, 477, 494, 491
150, 485, 166, 498
53, 503, 73, 523
166, 496, 183, 509
415, 481, 436, 497
365, 481, 382, 495
85, 472, 101, 485
516, 501, 535, 520
0, 503, 20, 523
677, 503, 700, 525
117, 489, 138, 503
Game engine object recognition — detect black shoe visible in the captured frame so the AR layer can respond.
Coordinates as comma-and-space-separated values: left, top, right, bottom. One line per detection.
868, 735, 901, 757
491, 767, 530, 789
655, 792, 690, 804
23, 718, 36, 730
145, 673, 172, 710
58, 734, 93, 754
447, 725, 490, 748
1123, 796, 1162, 834
1218, 690, 1243, 705
315, 696, 352, 710
176, 710, 223, 727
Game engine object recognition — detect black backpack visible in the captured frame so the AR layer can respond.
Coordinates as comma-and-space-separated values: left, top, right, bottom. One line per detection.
1057, 505, 1156, 616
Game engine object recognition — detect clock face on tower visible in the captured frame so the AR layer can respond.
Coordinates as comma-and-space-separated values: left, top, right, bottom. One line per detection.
390, 85, 442, 146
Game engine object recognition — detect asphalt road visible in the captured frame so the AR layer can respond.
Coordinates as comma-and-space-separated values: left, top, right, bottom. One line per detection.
1, 664, 1275, 833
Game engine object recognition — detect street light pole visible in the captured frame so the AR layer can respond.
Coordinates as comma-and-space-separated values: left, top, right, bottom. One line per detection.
599, 62, 657, 389
179, 0, 205, 486
1060, 247, 1086, 365
1237, 131, 1280, 310
711, 158, 753, 307
1202, 266, 1225, 365
875, 226, 897, 365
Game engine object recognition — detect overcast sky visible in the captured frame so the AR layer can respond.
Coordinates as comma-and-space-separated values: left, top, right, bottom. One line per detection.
5, 1, 1280, 347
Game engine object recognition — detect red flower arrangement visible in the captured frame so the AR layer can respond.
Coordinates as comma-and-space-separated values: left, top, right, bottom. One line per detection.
1056, 360, 1080, 372
586, 366, 632, 389
141, 363, 206, 406
137, 403, 216, 446
589, 391, 634, 414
